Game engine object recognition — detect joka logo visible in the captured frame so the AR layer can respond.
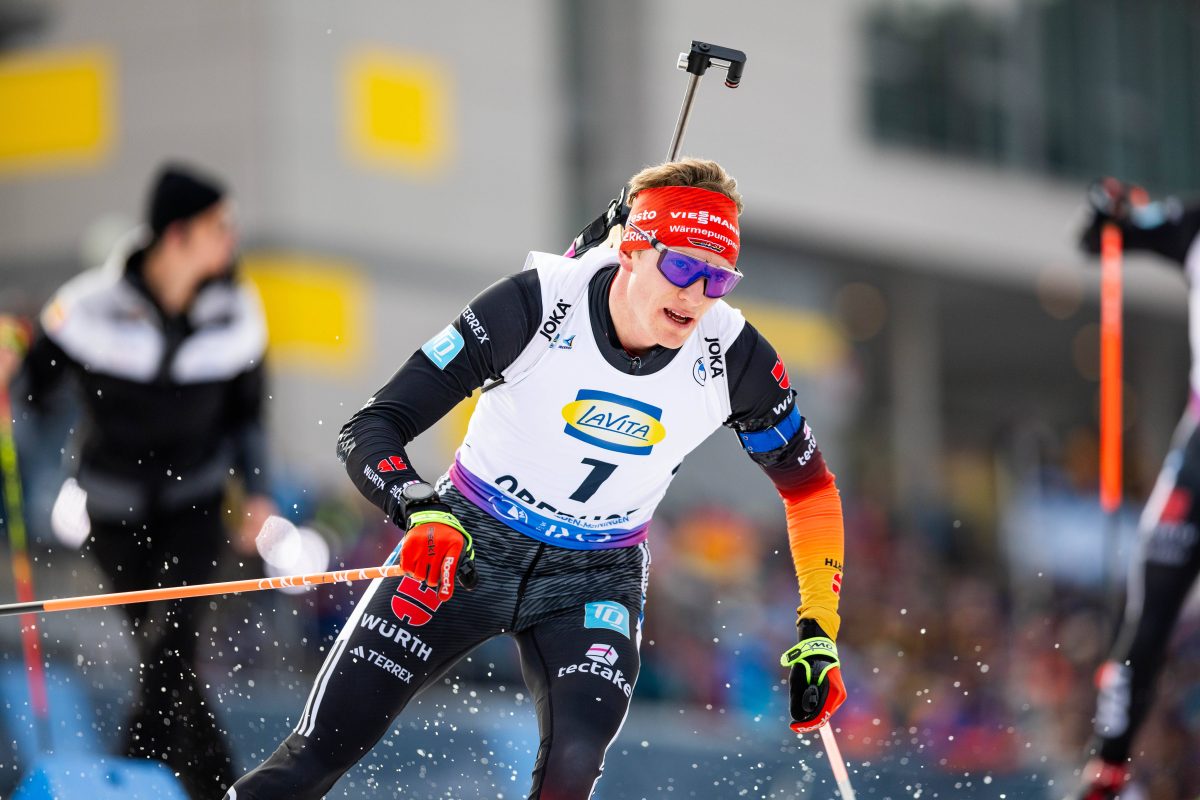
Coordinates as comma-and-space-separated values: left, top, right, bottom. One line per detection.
692, 357, 707, 386
558, 643, 632, 697
771, 358, 791, 391
587, 643, 619, 666
422, 325, 464, 370
584, 601, 630, 639
703, 337, 724, 378
376, 456, 407, 473
562, 390, 666, 457
537, 299, 573, 342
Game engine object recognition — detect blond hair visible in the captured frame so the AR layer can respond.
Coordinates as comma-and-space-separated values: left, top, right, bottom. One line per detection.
627, 158, 744, 214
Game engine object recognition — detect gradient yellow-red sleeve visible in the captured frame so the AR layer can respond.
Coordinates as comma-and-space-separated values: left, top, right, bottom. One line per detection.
783, 471, 844, 640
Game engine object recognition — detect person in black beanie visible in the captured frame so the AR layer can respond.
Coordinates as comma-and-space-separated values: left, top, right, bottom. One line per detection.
1, 161, 276, 798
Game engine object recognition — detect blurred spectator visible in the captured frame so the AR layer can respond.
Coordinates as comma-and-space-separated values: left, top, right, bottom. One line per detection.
1, 162, 276, 799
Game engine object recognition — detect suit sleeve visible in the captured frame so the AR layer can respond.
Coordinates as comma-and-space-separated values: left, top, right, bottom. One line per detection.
10, 325, 73, 415
725, 322, 844, 639
1109, 201, 1200, 265
227, 359, 271, 497
336, 270, 542, 524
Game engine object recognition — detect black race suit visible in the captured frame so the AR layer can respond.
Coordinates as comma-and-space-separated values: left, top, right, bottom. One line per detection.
1081, 203, 1200, 767
230, 264, 832, 800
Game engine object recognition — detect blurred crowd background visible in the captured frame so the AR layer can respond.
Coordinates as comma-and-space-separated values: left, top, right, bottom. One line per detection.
3, 1, 1200, 798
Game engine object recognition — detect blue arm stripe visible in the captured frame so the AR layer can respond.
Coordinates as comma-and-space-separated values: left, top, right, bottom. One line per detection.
737, 406, 804, 454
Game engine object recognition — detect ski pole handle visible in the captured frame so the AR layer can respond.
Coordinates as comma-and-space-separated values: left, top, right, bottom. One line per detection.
0, 563, 409, 618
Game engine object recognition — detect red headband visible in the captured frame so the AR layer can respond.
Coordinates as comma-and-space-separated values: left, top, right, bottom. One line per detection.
620, 186, 740, 262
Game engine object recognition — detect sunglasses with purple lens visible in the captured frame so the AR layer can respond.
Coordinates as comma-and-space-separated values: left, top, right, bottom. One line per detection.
625, 223, 744, 299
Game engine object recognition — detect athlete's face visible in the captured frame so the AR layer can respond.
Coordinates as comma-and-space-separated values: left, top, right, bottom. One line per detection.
616, 243, 731, 350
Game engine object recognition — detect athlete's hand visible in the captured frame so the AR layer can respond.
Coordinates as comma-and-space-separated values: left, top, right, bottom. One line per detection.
1067, 758, 1128, 800
781, 619, 846, 734
1080, 177, 1149, 255
400, 509, 478, 600
236, 494, 278, 556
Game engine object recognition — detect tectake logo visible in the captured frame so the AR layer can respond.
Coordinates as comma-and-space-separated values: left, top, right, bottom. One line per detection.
562, 390, 666, 456
558, 642, 632, 697
586, 643, 619, 666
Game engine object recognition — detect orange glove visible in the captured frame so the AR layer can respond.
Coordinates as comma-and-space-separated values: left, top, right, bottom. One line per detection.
400, 509, 477, 600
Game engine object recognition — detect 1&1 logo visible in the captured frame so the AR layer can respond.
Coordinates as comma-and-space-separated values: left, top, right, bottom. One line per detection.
561, 390, 666, 456
584, 601, 630, 638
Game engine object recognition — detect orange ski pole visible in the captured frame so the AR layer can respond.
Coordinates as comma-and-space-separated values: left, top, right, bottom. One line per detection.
0, 563, 409, 618
1099, 222, 1123, 514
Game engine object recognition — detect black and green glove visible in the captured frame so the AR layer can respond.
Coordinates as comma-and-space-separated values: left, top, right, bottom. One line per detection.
781, 619, 846, 733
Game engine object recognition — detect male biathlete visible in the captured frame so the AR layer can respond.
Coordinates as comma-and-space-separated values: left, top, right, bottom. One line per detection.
228, 158, 847, 799
1068, 179, 1200, 800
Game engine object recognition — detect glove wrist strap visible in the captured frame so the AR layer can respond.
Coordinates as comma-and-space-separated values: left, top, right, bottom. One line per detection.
780, 637, 838, 667
407, 509, 474, 558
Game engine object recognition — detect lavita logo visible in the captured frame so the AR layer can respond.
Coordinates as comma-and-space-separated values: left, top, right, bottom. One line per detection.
562, 390, 666, 457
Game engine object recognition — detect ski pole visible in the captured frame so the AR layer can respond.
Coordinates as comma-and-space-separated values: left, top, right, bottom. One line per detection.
0, 319, 51, 751
819, 723, 857, 799
1099, 221, 1122, 604
0, 563, 411, 618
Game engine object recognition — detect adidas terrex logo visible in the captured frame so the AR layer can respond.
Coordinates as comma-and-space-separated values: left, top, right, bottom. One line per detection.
350, 644, 415, 684
537, 299, 572, 341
